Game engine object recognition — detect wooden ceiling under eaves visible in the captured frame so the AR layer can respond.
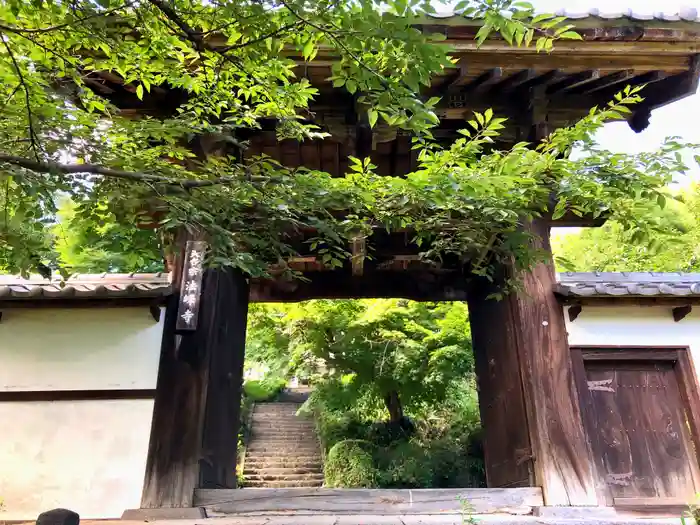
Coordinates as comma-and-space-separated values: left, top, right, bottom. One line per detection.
82, 12, 700, 301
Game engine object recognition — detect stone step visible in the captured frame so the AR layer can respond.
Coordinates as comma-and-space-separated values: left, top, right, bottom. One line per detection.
244, 466, 322, 476
246, 442, 320, 448
249, 426, 316, 432
253, 406, 303, 410
243, 473, 325, 482
250, 422, 313, 426
249, 435, 318, 440
246, 447, 321, 455
248, 442, 319, 448
242, 479, 323, 488
253, 414, 313, 423
250, 430, 317, 436
244, 459, 322, 469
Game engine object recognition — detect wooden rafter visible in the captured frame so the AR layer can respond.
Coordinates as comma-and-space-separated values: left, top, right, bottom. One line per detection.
548, 70, 600, 95
463, 67, 503, 94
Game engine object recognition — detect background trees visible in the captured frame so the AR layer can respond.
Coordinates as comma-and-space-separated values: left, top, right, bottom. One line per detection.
554, 184, 700, 272
244, 299, 483, 488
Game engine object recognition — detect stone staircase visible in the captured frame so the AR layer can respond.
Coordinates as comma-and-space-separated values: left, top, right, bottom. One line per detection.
242, 390, 324, 488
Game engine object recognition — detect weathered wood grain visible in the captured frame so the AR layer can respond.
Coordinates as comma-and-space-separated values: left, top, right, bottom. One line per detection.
581, 359, 698, 504
141, 262, 250, 507
194, 488, 544, 516
141, 232, 204, 509
511, 219, 598, 506
199, 269, 249, 489
467, 274, 533, 488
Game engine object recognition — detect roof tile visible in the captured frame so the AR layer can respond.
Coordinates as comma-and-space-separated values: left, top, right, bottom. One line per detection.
0, 273, 171, 301
556, 272, 700, 298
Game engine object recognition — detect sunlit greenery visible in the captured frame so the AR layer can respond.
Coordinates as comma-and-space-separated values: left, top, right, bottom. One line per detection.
0, 0, 694, 282
554, 184, 700, 272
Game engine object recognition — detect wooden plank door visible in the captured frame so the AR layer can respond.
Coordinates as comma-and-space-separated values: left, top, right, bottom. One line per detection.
575, 355, 700, 506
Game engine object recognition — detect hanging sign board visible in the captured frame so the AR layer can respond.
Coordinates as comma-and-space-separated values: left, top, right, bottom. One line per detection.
176, 240, 207, 332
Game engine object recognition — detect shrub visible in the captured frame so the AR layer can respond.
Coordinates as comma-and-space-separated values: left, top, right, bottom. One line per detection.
243, 377, 286, 402
324, 440, 379, 488
378, 441, 433, 488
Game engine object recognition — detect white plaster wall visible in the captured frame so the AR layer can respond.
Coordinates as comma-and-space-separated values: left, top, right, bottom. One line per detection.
565, 304, 700, 383
0, 307, 163, 520
0, 308, 163, 391
0, 399, 154, 520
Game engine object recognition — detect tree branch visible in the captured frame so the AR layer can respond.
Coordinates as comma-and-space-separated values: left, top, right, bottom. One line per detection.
220, 21, 304, 52
1, 36, 41, 161
0, 154, 265, 189
0, 2, 134, 35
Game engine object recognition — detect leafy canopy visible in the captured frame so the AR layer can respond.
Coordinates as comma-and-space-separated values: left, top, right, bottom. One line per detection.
554, 184, 700, 273
248, 299, 473, 421
0, 0, 695, 279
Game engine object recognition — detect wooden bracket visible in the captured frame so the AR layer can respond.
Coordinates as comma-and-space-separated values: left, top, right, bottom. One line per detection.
149, 304, 161, 323
673, 305, 692, 323
350, 234, 366, 276
628, 109, 651, 133
568, 303, 583, 322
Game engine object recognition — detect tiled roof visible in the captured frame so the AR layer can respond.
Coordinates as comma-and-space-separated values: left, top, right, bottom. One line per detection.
556, 272, 700, 298
427, 7, 700, 24
0, 273, 172, 301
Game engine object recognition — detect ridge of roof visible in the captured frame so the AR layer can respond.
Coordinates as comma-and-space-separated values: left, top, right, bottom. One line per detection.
0, 273, 171, 301
426, 7, 700, 24
556, 271, 700, 298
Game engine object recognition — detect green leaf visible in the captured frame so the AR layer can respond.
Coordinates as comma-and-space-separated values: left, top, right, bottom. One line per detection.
559, 31, 582, 40
135, 84, 144, 100
368, 109, 378, 128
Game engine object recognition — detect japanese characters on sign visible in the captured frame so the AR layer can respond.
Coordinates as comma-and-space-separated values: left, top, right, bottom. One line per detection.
176, 240, 207, 331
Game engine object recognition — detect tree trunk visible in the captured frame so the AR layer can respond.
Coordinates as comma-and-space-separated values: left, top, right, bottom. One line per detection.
384, 390, 404, 423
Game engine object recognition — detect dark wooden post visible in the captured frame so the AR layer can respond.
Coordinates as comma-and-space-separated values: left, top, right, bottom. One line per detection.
141, 265, 249, 508
467, 219, 597, 506
198, 268, 250, 488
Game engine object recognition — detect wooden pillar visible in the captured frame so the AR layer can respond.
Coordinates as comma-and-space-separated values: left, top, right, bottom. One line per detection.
198, 268, 249, 488
467, 219, 597, 506
141, 265, 249, 508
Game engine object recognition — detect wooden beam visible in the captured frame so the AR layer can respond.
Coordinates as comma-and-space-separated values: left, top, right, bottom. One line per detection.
565, 70, 633, 95
516, 69, 565, 93
464, 67, 503, 94
446, 58, 469, 90
194, 487, 545, 515
249, 269, 469, 302
630, 55, 700, 111
494, 68, 536, 93
350, 234, 366, 276
593, 70, 667, 105
673, 305, 692, 322
547, 70, 600, 95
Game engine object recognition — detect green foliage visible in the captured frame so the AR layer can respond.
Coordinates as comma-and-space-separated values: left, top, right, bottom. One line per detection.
324, 439, 379, 488
52, 198, 163, 274
277, 299, 473, 421
554, 184, 700, 272
0, 0, 690, 286
245, 298, 484, 488
242, 377, 287, 402
307, 375, 485, 488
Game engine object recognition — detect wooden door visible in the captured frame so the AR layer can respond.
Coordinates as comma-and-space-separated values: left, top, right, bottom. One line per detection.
574, 352, 700, 507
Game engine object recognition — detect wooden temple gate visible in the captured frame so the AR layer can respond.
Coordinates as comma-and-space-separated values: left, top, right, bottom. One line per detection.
85, 13, 700, 514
